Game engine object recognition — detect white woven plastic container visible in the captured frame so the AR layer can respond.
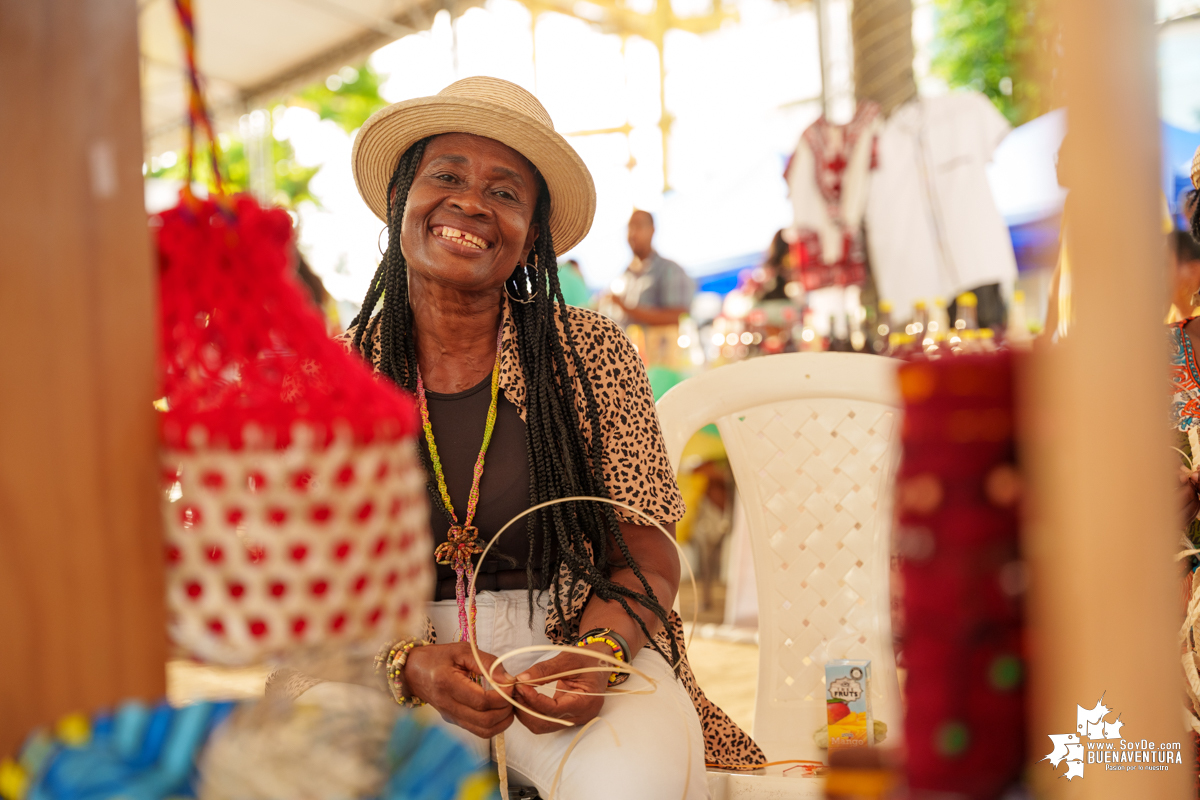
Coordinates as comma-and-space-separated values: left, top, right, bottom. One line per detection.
162, 428, 432, 665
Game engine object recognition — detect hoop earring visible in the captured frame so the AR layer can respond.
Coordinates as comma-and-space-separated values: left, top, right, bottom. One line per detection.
505, 252, 540, 304
378, 226, 388, 256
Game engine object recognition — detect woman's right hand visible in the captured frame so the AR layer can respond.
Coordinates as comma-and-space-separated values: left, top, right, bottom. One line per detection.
404, 642, 516, 738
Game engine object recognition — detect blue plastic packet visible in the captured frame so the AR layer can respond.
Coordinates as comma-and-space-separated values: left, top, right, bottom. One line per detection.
385, 713, 427, 768
385, 725, 477, 800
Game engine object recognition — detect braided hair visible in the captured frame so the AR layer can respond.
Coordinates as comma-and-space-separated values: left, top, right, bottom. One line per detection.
350, 137, 678, 666
1189, 189, 1200, 244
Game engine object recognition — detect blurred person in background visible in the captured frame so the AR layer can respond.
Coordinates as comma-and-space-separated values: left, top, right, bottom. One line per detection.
1168, 227, 1200, 322
1163, 163, 1200, 746
735, 229, 801, 355
605, 210, 695, 327
556, 257, 592, 307
294, 249, 342, 334
748, 229, 793, 303
1169, 160, 1199, 518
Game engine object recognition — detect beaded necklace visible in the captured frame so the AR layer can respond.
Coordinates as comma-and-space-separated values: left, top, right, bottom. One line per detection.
416, 326, 504, 641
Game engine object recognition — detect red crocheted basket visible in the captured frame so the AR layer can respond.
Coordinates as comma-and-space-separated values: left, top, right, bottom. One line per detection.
156, 194, 431, 664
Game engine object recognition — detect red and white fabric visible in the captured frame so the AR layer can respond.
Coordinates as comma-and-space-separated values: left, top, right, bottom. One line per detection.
786, 102, 882, 291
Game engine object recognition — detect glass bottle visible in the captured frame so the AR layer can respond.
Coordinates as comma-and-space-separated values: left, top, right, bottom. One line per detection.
1007, 289, 1032, 348
911, 300, 928, 341
925, 298, 950, 357
955, 291, 979, 332
978, 328, 998, 352
849, 312, 867, 352
874, 301, 893, 354
828, 315, 852, 352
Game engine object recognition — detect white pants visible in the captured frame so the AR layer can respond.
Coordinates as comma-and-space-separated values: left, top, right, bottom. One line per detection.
428, 591, 708, 800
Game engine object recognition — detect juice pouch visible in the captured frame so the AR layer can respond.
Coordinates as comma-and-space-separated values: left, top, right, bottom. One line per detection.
826, 660, 873, 750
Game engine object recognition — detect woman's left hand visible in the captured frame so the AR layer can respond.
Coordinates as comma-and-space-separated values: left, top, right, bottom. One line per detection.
511, 645, 611, 734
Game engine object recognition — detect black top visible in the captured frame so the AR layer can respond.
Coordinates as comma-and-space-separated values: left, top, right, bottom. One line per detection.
421, 373, 540, 600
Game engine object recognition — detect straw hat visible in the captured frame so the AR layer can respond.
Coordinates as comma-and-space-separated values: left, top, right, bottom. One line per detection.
1193, 144, 1200, 190
352, 77, 595, 256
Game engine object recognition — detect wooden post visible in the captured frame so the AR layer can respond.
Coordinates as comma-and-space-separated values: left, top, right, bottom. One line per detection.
0, 0, 165, 756
1024, 0, 1190, 796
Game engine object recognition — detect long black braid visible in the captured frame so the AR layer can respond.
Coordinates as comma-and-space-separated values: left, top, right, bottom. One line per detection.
350, 138, 679, 667
1189, 189, 1200, 244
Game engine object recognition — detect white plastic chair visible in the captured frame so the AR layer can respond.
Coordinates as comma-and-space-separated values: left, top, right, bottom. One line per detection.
657, 352, 904, 798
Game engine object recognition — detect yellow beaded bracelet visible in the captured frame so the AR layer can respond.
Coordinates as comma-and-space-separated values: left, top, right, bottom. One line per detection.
574, 628, 630, 687
375, 637, 430, 707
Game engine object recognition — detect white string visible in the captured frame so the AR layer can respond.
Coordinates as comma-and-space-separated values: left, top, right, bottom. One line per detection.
464, 495, 700, 800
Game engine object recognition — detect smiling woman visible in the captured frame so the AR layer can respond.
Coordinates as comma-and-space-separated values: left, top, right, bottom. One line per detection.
306, 77, 766, 797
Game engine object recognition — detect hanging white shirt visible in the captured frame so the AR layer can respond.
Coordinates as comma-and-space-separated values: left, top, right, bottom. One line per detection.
864, 92, 1017, 321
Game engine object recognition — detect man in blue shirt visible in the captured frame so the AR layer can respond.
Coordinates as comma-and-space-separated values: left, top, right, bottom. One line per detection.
607, 210, 695, 326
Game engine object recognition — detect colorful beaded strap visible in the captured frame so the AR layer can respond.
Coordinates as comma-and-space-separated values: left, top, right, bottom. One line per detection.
416, 326, 504, 642
575, 627, 632, 687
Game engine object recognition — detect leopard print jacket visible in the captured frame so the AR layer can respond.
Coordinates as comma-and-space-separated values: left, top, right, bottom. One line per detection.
337, 296, 766, 768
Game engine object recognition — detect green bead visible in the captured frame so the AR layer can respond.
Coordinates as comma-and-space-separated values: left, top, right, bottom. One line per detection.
989, 654, 1023, 691
935, 721, 970, 758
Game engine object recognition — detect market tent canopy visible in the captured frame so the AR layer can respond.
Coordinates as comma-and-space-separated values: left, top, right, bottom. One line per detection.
987, 107, 1200, 225
986, 108, 1200, 271
1163, 120, 1200, 215
987, 108, 1068, 227
139, 0, 474, 155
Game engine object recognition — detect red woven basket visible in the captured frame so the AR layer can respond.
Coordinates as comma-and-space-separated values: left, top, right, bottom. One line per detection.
156, 194, 431, 665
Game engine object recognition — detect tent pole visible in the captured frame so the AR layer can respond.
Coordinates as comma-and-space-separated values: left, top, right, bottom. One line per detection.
814, 0, 831, 119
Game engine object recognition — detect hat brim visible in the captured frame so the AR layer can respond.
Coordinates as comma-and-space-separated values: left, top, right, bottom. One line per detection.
352, 96, 596, 256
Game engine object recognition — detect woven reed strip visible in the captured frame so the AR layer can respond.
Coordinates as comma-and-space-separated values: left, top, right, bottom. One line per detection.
851, 0, 918, 115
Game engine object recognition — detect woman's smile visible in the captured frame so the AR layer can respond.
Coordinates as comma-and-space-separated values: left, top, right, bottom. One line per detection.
431, 224, 493, 254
